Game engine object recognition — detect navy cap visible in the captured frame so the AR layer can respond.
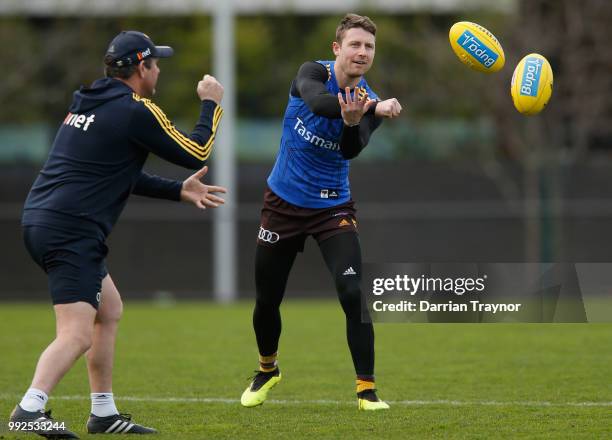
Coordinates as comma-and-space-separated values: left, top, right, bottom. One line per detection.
105, 30, 173, 67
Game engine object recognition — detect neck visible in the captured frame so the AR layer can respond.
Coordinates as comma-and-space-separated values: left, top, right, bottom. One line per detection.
116, 76, 145, 97
333, 62, 361, 89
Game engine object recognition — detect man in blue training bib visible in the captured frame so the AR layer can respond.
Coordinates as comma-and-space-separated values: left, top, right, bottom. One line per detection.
241, 13, 402, 411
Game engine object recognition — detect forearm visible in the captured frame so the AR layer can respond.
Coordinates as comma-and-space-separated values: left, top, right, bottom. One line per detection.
130, 96, 223, 170
132, 172, 182, 201
339, 114, 382, 159
189, 100, 221, 145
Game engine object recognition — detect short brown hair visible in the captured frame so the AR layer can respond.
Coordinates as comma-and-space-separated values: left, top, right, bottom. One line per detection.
335, 13, 377, 44
104, 56, 153, 79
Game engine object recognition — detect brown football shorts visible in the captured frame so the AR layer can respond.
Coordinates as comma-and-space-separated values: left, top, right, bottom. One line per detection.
257, 187, 358, 251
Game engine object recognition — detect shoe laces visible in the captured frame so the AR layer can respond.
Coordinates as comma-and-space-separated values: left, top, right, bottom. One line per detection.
118, 413, 132, 421
42, 409, 54, 420
247, 369, 278, 390
247, 369, 277, 380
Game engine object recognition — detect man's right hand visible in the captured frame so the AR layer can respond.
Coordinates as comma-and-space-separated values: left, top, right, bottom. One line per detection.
180, 166, 227, 210
375, 98, 402, 119
197, 74, 224, 104
338, 87, 375, 127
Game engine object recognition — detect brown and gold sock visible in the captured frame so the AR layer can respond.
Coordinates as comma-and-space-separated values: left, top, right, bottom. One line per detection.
356, 376, 375, 394
259, 352, 278, 372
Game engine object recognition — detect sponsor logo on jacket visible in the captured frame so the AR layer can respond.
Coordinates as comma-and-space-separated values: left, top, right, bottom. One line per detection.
63, 113, 96, 131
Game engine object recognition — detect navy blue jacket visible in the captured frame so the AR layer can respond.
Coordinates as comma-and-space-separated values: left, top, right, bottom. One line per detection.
22, 77, 223, 240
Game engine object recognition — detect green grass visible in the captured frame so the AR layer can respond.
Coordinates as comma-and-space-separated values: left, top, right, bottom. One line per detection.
0, 301, 611, 439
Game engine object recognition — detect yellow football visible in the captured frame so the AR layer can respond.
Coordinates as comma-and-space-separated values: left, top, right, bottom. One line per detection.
510, 53, 554, 116
449, 21, 505, 73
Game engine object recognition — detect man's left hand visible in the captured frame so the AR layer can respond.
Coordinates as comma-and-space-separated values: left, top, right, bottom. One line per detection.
374, 98, 402, 119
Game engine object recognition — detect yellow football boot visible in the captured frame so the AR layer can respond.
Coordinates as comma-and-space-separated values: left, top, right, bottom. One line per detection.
241, 369, 282, 407
357, 389, 390, 411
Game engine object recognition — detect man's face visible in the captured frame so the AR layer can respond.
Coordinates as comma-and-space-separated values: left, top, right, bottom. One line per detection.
140, 58, 160, 97
333, 27, 376, 78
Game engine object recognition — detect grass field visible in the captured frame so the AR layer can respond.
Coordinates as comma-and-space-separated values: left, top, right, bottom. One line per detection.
0, 301, 611, 439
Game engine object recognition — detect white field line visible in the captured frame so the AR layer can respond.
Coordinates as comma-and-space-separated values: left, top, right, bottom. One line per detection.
1, 394, 611, 408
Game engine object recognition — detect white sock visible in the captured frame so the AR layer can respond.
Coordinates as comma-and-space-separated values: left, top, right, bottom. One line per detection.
19, 388, 48, 412
91, 392, 119, 417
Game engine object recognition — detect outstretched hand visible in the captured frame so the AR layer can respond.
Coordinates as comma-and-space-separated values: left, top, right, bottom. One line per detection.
337, 86, 376, 126
180, 166, 227, 210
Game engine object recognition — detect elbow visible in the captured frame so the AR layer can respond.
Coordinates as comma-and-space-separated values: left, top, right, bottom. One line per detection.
187, 139, 213, 169
309, 101, 334, 118
340, 149, 360, 160
195, 159, 209, 170
185, 156, 208, 170
309, 101, 325, 116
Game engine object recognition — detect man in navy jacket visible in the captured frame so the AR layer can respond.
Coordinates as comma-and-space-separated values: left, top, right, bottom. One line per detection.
10, 30, 226, 438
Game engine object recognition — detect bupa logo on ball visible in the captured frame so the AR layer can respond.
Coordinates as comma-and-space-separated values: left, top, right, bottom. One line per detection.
520, 57, 542, 97
457, 30, 498, 68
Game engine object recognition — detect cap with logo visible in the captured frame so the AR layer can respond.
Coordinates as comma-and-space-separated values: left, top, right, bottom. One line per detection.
105, 30, 173, 67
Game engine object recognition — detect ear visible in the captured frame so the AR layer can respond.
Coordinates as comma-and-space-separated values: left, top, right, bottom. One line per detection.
137, 61, 147, 78
332, 41, 340, 57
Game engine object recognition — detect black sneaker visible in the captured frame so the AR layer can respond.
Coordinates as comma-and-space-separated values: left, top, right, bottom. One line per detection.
240, 368, 282, 407
9, 404, 79, 438
86, 413, 157, 434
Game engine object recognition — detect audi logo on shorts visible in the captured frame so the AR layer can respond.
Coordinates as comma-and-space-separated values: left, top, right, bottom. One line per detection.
258, 226, 280, 243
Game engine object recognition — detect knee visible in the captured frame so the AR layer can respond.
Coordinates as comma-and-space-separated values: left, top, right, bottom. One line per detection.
75, 332, 93, 352
336, 277, 362, 310
58, 327, 94, 353
108, 300, 123, 323
255, 296, 282, 310
98, 299, 123, 325
255, 285, 284, 309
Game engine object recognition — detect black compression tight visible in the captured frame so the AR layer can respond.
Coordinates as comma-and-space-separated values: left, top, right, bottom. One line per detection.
253, 232, 374, 376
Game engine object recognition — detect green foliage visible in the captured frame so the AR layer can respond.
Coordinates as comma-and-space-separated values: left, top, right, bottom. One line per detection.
9, 10, 598, 163
236, 17, 277, 115
0, 13, 512, 123
121, 16, 214, 124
